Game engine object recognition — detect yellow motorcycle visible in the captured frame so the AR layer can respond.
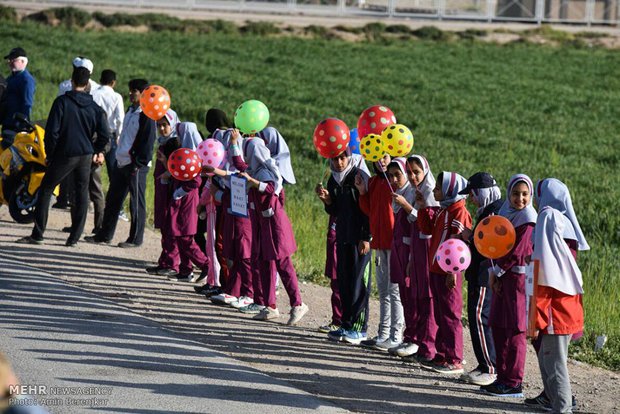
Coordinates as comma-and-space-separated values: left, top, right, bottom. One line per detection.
0, 114, 57, 223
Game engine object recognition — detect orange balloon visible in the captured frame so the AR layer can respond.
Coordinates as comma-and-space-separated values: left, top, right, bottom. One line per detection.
140, 85, 171, 121
473, 215, 516, 259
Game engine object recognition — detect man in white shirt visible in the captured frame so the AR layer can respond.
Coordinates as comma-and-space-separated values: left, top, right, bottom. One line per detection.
58, 57, 99, 96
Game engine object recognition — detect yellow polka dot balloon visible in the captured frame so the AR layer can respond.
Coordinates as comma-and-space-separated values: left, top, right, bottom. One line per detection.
381, 124, 414, 157
359, 133, 385, 162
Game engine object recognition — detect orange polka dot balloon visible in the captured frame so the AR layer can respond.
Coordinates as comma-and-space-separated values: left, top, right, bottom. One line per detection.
474, 215, 516, 259
140, 85, 171, 121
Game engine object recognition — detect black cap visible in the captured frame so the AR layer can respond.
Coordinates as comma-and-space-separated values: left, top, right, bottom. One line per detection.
459, 172, 497, 195
4, 47, 27, 60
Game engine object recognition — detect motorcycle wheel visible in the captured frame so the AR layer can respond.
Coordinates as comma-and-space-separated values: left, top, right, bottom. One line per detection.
9, 180, 38, 224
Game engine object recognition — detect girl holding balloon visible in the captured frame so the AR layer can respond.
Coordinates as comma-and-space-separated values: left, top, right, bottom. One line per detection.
416, 171, 472, 375
483, 174, 537, 397
398, 155, 439, 364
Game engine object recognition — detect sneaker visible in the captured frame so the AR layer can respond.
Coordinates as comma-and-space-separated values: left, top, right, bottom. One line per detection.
119, 211, 129, 222
317, 323, 340, 334
239, 303, 265, 314
388, 342, 408, 356
375, 338, 401, 352
146, 265, 165, 274
203, 286, 222, 297
432, 362, 464, 375
211, 293, 238, 305
194, 284, 219, 295
195, 269, 208, 284
231, 296, 254, 309
360, 336, 381, 349
343, 330, 367, 345
394, 342, 419, 357
118, 241, 140, 248
460, 369, 497, 386
61, 226, 71, 233
327, 327, 347, 342
253, 307, 280, 321
287, 303, 309, 326
84, 235, 110, 244
524, 391, 577, 411
482, 382, 523, 397
157, 268, 178, 277
408, 354, 434, 365
65, 239, 78, 247
177, 272, 199, 283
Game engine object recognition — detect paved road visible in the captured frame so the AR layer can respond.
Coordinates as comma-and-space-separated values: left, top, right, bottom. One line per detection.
0, 256, 345, 414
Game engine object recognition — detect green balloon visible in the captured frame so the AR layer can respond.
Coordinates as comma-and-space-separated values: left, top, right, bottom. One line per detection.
234, 99, 270, 134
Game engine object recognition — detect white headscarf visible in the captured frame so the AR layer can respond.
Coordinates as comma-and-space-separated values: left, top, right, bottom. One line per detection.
472, 186, 502, 217
409, 155, 439, 209
157, 109, 203, 150
243, 138, 283, 196
330, 148, 370, 186
258, 126, 296, 185
535, 178, 590, 251
439, 171, 468, 209
532, 207, 583, 295
498, 173, 538, 228
390, 157, 414, 214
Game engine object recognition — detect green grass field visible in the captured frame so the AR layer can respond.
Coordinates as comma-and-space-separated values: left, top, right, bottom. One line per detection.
1, 18, 619, 369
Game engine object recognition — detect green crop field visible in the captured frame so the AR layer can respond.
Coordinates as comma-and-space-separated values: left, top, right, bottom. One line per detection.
1, 15, 619, 370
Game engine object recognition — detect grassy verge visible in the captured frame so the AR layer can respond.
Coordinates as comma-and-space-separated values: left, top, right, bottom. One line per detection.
1, 17, 618, 370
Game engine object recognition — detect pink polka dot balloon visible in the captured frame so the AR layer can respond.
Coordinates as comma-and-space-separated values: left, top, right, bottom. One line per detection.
436, 239, 471, 274
196, 139, 226, 176
167, 148, 202, 181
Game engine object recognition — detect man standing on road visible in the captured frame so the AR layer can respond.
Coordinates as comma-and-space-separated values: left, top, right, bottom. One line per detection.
1, 47, 35, 149
86, 79, 156, 248
15, 66, 110, 247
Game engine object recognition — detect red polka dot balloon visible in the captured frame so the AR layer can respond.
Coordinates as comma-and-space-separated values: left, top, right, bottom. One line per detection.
167, 148, 202, 181
436, 239, 471, 274
357, 105, 396, 139
313, 118, 350, 158
196, 139, 226, 176
140, 85, 171, 121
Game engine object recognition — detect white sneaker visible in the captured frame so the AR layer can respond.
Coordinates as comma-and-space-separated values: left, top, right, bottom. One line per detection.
211, 293, 237, 305
230, 296, 254, 309
375, 338, 401, 352
118, 211, 129, 222
253, 307, 280, 321
461, 369, 497, 386
287, 303, 309, 325
395, 342, 419, 357
177, 272, 198, 283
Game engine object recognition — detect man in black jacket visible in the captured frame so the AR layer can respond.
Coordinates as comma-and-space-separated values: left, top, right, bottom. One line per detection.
86, 79, 156, 247
16, 67, 110, 247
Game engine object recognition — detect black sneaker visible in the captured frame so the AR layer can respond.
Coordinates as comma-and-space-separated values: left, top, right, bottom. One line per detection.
482, 382, 523, 397
146, 265, 165, 275
118, 241, 140, 248
195, 269, 208, 284
157, 268, 178, 277
15, 236, 43, 245
65, 239, 78, 247
360, 337, 379, 349
84, 235, 110, 244
61, 226, 72, 233
524, 391, 550, 408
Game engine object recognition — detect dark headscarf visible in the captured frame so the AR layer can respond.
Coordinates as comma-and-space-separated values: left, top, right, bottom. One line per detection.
205, 109, 232, 135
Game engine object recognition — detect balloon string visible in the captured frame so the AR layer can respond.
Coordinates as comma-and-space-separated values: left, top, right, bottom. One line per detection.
320, 157, 329, 184
381, 167, 395, 193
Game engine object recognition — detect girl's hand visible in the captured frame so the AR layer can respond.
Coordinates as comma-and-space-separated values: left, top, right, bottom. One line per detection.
230, 128, 240, 145
358, 240, 370, 255
446, 273, 457, 289
157, 171, 171, 181
489, 272, 503, 296
414, 189, 425, 207
354, 173, 367, 195
392, 193, 407, 207
156, 149, 166, 164
460, 227, 472, 241
203, 165, 215, 174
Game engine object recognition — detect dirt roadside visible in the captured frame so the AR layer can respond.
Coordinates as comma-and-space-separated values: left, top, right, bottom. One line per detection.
0, 207, 618, 413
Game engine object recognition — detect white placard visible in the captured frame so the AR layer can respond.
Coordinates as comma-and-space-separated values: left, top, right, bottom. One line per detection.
230, 174, 248, 217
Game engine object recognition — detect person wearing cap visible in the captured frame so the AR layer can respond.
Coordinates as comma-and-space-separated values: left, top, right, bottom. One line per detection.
15, 66, 110, 247
1, 47, 35, 149
457, 172, 503, 386
58, 56, 99, 96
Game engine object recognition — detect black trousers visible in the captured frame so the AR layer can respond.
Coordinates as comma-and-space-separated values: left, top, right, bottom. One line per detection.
89, 163, 104, 232
336, 242, 372, 332
97, 163, 149, 245
467, 281, 497, 374
32, 154, 92, 243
